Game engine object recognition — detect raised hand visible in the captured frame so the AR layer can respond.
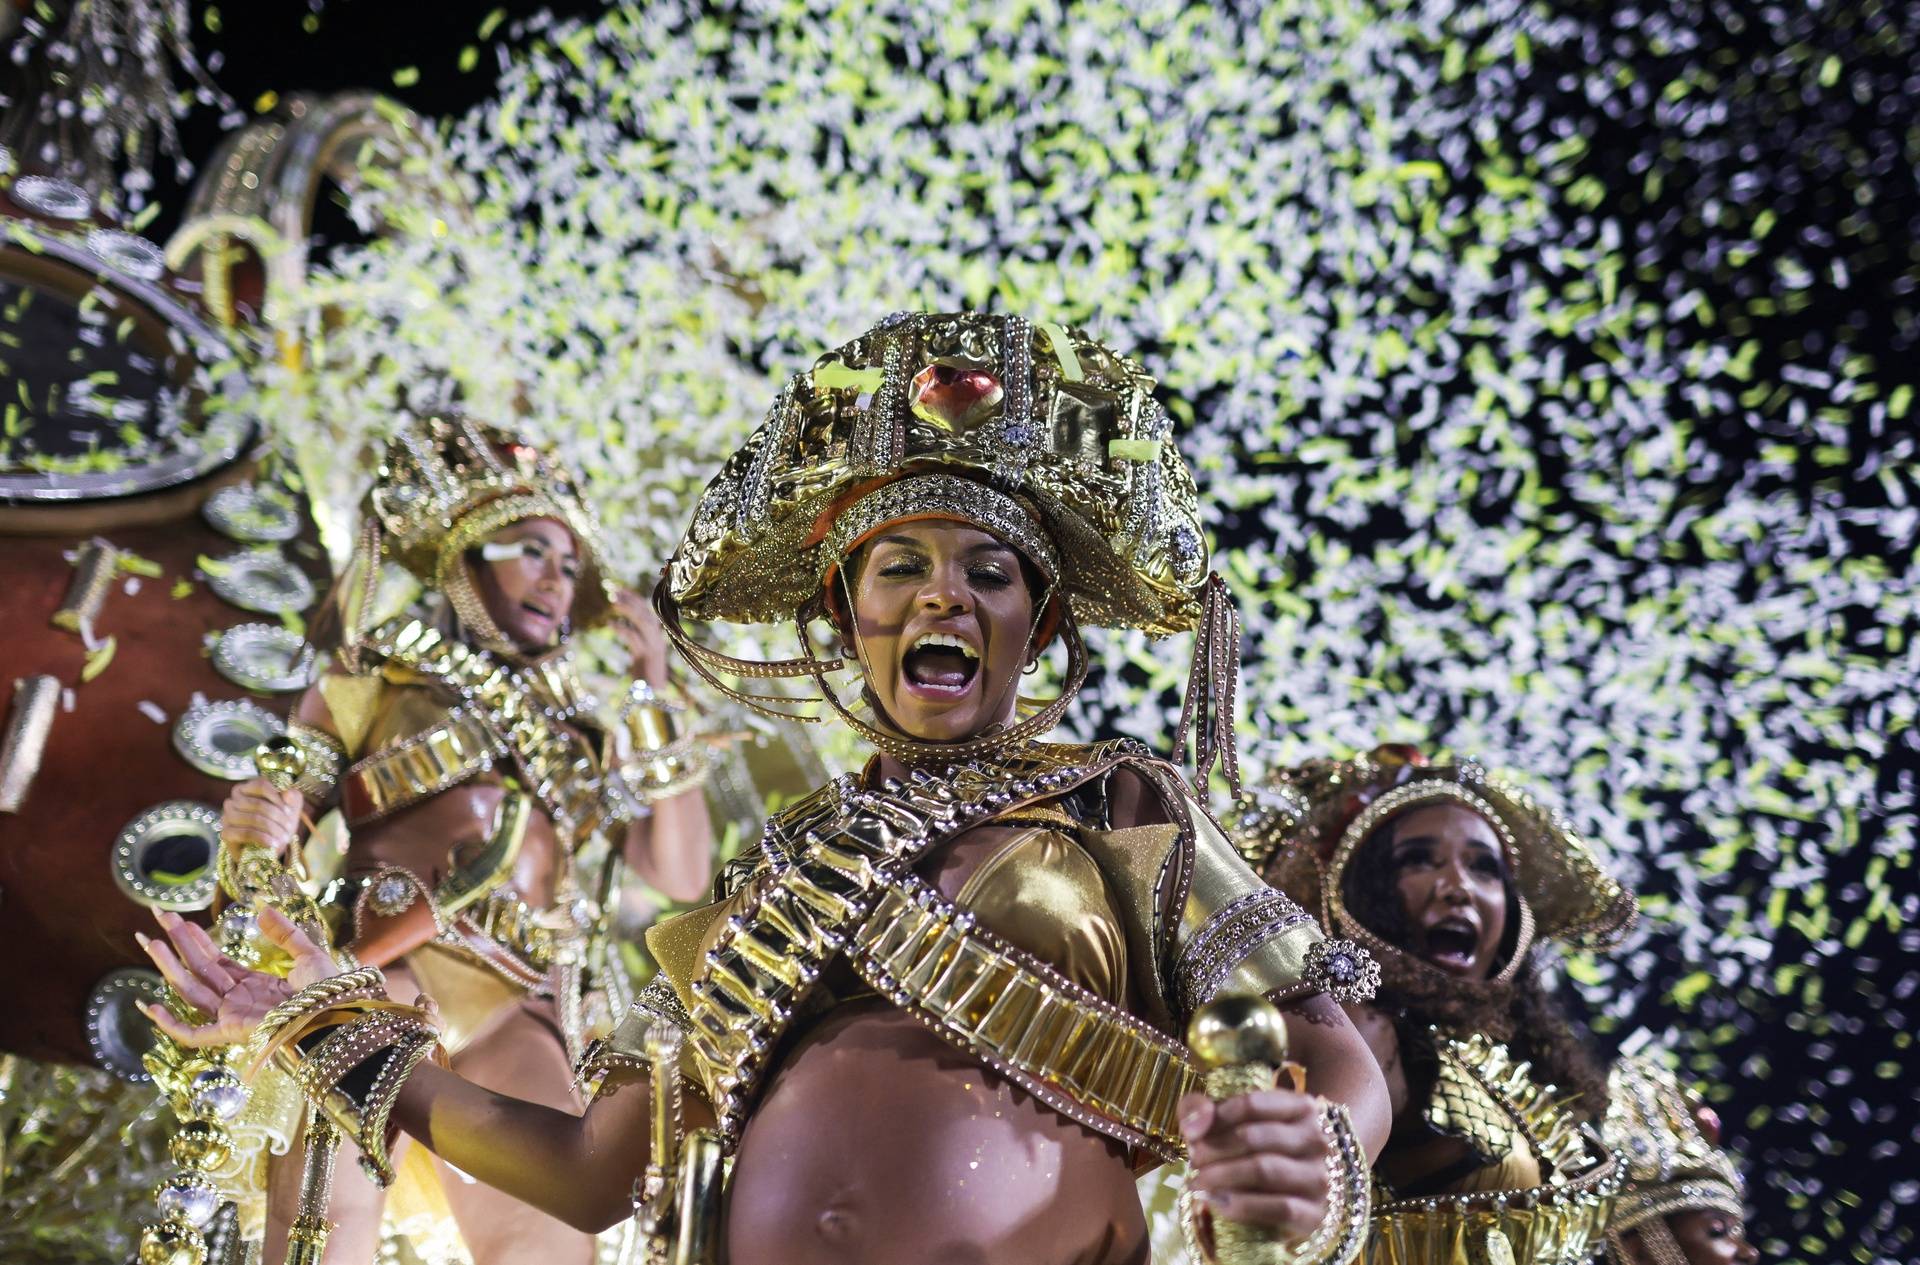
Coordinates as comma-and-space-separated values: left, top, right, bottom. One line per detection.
136, 907, 338, 1053
610, 586, 669, 684
1180, 1087, 1336, 1240
220, 777, 303, 858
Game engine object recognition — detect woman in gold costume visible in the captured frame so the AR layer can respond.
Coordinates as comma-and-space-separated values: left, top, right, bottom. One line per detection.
1242, 744, 1636, 1263
142, 312, 1394, 1265
1603, 1054, 1758, 1265
204, 416, 715, 1263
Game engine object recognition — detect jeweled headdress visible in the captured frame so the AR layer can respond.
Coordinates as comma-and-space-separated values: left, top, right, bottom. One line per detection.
341, 413, 616, 657
1603, 1053, 1747, 1260
658, 312, 1230, 767
1240, 744, 1636, 985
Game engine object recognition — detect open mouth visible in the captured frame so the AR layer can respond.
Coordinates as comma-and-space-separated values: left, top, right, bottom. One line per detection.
1420, 918, 1480, 973
901, 631, 979, 697
521, 599, 557, 623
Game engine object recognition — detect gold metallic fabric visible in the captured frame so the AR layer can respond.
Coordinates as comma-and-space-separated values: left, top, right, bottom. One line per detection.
665, 311, 1209, 635
403, 942, 529, 1056
348, 618, 615, 843
853, 871, 1198, 1160
1172, 793, 1325, 1016
1370, 1031, 1620, 1265
952, 826, 1127, 1002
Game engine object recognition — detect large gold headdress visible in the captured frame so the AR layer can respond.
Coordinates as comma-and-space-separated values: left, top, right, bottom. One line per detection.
1603, 1054, 1746, 1260
658, 312, 1227, 766
1240, 745, 1636, 986
340, 413, 616, 657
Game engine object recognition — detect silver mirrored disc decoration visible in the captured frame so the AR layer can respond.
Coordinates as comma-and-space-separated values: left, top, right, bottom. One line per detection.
10, 175, 91, 219
172, 699, 285, 780
85, 228, 168, 281
212, 623, 317, 693
112, 800, 221, 910
85, 968, 166, 1082
206, 549, 315, 614
203, 482, 301, 543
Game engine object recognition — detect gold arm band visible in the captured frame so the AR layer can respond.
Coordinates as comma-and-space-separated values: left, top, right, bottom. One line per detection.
258, 994, 441, 1189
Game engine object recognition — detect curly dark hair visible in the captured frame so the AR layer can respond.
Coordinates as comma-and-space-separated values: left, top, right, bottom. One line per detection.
1340, 820, 1610, 1119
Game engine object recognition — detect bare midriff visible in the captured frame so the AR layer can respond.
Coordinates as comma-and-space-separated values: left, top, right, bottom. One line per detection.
724, 1001, 1149, 1265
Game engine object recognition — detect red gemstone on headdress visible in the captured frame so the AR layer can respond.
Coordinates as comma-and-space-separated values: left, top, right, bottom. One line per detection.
1372, 743, 1428, 767
909, 362, 1003, 431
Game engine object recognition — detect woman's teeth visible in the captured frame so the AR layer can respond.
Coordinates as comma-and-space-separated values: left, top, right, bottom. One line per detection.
903, 632, 979, 692
911, 632, 978, 659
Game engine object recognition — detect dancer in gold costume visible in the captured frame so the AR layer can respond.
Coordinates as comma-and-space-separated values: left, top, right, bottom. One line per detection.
1242, 744, 1636, 1264
1603, 1055, 1757, 1265
207, 416, 714, 1263
143, 312, 1394, 1265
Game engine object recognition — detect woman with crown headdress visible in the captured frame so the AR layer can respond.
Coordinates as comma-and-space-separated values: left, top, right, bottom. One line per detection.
1602, 1054, 1757, 1265
140, 313, 1392, 1265
1239, 745, 1637, 1263
197, 415, 715, 1264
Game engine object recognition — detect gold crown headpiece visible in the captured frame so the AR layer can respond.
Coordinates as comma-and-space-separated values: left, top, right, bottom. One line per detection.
666, 310, 1208, 631
657, 312, 1234, 773
345, 414, 616, 649
1603, 1053, 1745, 1250
1240, 744, 1636, 984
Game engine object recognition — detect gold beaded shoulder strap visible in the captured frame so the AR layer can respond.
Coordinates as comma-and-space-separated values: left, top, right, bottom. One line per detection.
685, 740, 1209, 1157
850, 866, 1199, 1160
355, 618, 615, 841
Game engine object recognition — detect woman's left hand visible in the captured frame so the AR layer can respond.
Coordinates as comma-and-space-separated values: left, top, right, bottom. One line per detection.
609, 587, 668, 684
1180, 1088, 1334, 1241
134, 907, 337, 1051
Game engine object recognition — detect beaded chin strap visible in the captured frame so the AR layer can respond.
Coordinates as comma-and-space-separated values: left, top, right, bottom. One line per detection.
1609, 1219, 1692, 1265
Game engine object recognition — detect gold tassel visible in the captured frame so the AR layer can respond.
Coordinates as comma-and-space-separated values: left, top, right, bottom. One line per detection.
1177, 573, 1242, 796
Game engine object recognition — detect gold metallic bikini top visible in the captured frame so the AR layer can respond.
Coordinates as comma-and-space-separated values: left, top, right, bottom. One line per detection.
951, 822, 1127, 1003
1368, 1031, 1620, 1265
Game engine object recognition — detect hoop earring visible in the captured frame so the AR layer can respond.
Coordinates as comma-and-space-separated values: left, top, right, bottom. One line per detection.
1022, 657, 1040, 675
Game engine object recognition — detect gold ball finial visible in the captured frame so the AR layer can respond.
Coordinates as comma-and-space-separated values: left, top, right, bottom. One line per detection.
254, 735, 306, 791
137, 1218, 207, 1265
1185, 995, 1290, 1070
167, 1119, 235, 1172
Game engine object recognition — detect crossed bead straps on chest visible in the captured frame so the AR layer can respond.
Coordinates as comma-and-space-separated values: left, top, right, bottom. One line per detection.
685, 744, 1204, 1162
358, 619, 617, 842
